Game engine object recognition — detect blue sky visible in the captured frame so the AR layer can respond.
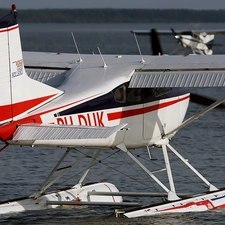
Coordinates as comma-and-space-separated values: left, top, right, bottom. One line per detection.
2, 0, 225, 9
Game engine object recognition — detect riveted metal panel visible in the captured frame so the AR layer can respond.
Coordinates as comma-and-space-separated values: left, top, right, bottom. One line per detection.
13, 124, 127, 141
129, 71, 225, 88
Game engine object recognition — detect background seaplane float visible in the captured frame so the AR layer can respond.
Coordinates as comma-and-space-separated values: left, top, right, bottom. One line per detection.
1, 5, 225, 218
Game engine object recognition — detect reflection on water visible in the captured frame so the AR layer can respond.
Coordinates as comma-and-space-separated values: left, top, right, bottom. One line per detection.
1, 23, 225, 224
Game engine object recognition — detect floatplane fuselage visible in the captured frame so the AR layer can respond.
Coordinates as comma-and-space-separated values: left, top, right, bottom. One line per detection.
1, 4, 225, 218
0, 17, 189, 149
1, 54, 189, 149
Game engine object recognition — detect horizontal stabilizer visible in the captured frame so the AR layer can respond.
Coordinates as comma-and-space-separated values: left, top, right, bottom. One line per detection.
130, 71, 225, 88
12, 123, 127, 141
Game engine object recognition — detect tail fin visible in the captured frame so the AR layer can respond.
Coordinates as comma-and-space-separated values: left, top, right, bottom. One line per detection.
0, 5, 63, 124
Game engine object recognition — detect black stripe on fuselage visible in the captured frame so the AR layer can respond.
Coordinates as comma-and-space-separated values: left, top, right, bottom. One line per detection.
55, 84, 189, 117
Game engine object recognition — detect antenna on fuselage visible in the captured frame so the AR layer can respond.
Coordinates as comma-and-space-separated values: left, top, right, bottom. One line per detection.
97, 47, 107, 68
133, 33, 145, 64
71, 32, 83, 63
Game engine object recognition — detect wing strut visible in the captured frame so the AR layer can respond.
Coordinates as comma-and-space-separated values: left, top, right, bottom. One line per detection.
167, 143, 217, 191
117, 144, 169, 193
76, 149, 101, 188
117, 143, 180, 201
31, 148, 94, 199
0, 144, 9, 152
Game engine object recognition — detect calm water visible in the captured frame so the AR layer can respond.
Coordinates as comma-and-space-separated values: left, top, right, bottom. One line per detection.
1, 23, 225, 224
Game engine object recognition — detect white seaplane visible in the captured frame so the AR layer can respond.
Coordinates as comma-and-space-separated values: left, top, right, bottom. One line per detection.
132, 28, 224, 55
1, 5, 225, 218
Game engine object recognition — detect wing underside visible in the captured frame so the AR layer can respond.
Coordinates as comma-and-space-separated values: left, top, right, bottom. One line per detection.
129, 55, 225, 88
12, 124, 127, 141
130, 71, 225, 88
26, 68, 68, 88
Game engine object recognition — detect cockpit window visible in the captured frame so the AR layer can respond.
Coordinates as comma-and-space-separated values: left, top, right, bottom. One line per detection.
126, 88, 172, 103
152, 88, 172, 97
114, 84, 172, 104
115, 85, 126, 103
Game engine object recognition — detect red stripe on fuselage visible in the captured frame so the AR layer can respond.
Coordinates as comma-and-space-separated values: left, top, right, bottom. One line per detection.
107, 95, 189, 121
0, 25, 18, 33
0, 94, 56, 121
0, 93, 103, 141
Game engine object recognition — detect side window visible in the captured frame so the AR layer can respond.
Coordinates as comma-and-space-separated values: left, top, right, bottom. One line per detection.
115, 85, 126, 103
126, 88, 142, 103
153, 88, 172, 97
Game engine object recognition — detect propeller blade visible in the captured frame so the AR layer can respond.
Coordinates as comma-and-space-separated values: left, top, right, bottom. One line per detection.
171, 28, 183, 44
171, 28, 177, 36
150, 28, 163, 55
190, 92, 225, 108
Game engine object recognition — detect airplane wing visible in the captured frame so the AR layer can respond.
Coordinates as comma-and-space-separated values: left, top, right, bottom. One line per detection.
130, 70, 225, 88
23, 52, 225, 89
9, 123, 127, 146
132, 29, 177, 35
24, 51, 77, 69
132, 29, 225, 35
26, 68, 68, 88
7, 124, 127, 147
130, 71, 225, 88
129, 54, 225, 88
24, 51, 76, 87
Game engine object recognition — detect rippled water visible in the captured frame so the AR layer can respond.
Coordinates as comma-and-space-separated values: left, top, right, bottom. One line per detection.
1, 23, 225, 224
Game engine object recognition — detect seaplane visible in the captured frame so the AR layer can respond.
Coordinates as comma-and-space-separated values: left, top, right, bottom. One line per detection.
132, 28, 224, 55
1, 4, 225, 218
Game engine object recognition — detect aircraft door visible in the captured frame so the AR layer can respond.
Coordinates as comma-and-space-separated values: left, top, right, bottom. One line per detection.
142, 89, 166, 140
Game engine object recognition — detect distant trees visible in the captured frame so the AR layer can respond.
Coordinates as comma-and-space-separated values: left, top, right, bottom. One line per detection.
0, 8, 225, 23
